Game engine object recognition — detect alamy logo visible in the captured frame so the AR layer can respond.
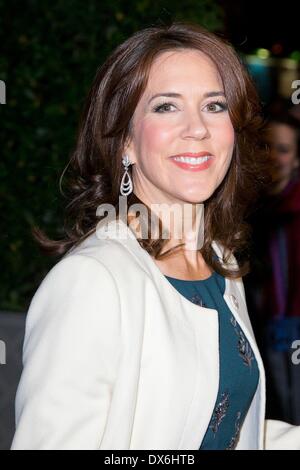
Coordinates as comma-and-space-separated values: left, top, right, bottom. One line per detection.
0, 80, 6, 104
291, 340, 300, 365
291, 80, 300, 105
0, 340, 6, 365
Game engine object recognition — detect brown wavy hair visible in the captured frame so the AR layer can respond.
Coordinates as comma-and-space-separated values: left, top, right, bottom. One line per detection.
33, 21, 271, 278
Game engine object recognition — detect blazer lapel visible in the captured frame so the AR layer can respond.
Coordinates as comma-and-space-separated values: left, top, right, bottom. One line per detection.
95, 218, 266, 449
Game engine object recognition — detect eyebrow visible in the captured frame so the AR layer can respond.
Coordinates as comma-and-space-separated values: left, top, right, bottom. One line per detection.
148, 91, 226, 104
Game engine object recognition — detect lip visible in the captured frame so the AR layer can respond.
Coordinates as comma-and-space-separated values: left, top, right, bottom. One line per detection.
170, 152, 213, 158
169, 152, 214, 172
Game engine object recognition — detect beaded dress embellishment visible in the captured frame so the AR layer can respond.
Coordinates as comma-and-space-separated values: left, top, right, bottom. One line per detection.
230, 316, 254, 368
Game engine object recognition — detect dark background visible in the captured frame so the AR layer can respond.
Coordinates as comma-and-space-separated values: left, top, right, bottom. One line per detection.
220, 0, 298, 56
0, 0, 299, 312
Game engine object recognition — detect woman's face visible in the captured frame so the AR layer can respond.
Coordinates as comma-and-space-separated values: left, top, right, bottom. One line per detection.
269, 123, 299, 185
125, 49, 235, 206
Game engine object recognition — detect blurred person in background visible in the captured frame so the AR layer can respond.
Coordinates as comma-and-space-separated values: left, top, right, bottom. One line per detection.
245, 104, 300, 425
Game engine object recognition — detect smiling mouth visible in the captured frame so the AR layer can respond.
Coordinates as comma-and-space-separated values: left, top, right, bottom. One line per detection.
169, 154, 214, 172
172, 155, 211, 164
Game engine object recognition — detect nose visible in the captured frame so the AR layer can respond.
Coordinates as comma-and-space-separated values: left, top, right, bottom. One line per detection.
181, 110, 210, 140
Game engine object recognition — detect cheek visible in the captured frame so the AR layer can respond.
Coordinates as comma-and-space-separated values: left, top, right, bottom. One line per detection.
278, 153, 294, 167
137, 119, 174, 156
211, 126, 235, 185
213, 122, 235, 178
208, 116, 235, 154
218, 121, 235, 150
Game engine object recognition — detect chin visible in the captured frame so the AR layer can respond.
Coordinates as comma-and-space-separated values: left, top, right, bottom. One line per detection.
179, 196, 209, 204
182, 190, 214, 204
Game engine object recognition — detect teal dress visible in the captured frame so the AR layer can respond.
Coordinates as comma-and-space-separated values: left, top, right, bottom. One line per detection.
165, 269, 259, 450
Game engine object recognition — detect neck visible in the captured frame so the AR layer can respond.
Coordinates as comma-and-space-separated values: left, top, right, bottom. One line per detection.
127, 196, 205, 267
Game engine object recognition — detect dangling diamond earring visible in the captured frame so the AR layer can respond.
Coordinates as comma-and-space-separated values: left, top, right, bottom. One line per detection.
120, 154, 133, 196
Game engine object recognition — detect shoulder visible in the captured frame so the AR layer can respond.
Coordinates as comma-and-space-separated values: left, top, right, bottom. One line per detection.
24, 249, 123, 350
62, 230, 144, 277
32, 250, 120, 309
26, 228, 149, 331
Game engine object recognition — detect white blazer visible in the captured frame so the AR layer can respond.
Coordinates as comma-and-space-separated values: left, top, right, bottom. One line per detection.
11, 218, 300, 450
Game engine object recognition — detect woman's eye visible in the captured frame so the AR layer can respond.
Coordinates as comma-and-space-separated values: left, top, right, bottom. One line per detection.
153, 102, 176, 113
153, 100, 228, 113
205, 101, 228, 113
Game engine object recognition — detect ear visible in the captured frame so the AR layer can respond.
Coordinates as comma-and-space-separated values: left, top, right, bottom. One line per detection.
123, 135, 137, 165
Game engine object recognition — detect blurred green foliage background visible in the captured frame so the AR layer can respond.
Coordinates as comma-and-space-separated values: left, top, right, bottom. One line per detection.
0, 0, 224, 312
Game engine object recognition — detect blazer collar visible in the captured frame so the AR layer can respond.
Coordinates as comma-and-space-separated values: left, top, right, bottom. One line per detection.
94, 217, 264, 375
94, 217, 254, 332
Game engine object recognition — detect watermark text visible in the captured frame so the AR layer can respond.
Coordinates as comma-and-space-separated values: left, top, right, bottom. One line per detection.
0, 340, 6, 365
0, 80, 6, 104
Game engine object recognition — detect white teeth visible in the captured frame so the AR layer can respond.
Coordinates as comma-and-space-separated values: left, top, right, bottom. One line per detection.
173, 156, 210, 164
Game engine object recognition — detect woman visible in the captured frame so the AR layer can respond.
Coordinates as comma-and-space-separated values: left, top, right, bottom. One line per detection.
11, 22, 300, 450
